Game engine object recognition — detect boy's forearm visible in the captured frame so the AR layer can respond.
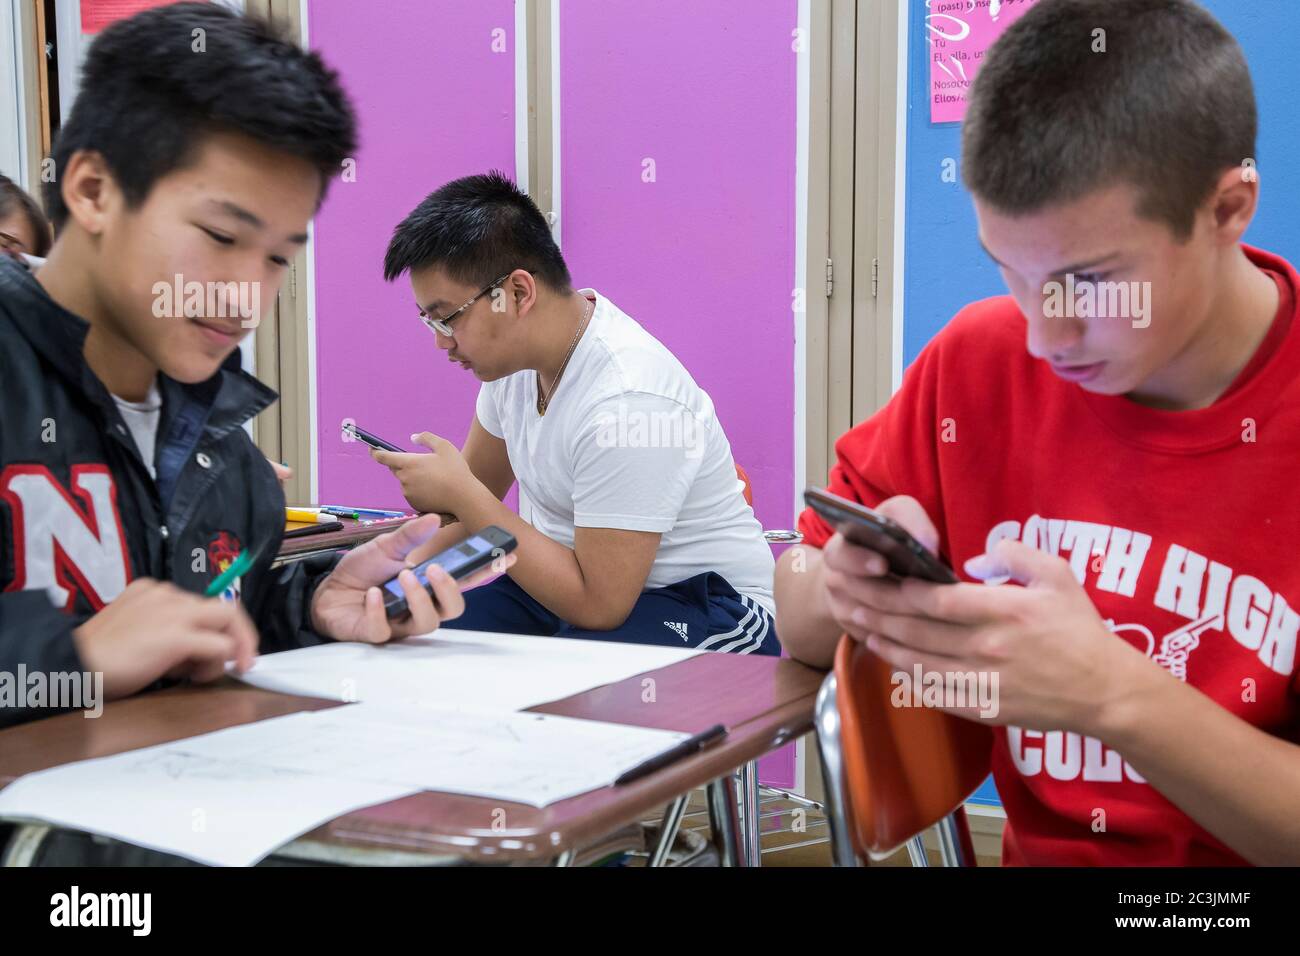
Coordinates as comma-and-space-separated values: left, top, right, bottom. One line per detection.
1093, 662, 1300, 865
453, 483, 606, 628
774, 546, 841, 669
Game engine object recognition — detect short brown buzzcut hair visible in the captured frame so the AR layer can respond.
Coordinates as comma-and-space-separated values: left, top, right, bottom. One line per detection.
963, 0, 1257, 239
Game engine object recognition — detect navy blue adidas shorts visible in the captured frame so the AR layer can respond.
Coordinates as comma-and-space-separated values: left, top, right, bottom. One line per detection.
442, 571, 780, 656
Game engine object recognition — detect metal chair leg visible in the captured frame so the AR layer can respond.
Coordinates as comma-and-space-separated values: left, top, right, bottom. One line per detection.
814, 672, 863, 866
649, 795, 689, 868
706, 774, 745, 866
739, 760, 762, 866
906, 834, 930, 866
935, 807, 977, 867
1, 824, 50, 867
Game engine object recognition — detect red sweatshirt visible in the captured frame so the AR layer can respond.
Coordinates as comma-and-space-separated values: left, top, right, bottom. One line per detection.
798, 245, 1300, 865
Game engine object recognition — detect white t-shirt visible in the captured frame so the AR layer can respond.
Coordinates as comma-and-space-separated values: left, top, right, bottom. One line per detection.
112, 378, 163, 480
475, 290, 775, 614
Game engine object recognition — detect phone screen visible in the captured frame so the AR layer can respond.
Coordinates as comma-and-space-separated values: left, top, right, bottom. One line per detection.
384, 533, 498, 598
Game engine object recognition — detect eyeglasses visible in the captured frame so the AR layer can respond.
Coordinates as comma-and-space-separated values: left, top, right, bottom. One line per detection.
419, 273, 511, 337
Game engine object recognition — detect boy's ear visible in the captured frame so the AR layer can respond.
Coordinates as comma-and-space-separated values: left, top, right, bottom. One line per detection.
511, 268, 538, 317
1208, 163, 1259, 245
59, 150, 119, 237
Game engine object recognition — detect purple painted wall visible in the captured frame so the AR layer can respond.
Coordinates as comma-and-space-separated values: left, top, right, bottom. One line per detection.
558, 0, 800, 787
558, 0, 798, 539
307, 0, 518, 509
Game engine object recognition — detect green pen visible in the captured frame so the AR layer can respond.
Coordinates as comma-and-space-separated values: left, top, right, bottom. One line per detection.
205, 548, 256, 598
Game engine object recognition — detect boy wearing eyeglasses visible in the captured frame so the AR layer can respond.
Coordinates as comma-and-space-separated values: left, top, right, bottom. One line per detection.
0, 173, 52, 269
376, 172, 779, 655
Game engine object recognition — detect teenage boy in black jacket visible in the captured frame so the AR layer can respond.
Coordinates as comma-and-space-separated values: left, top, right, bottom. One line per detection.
0, 3, 508, 731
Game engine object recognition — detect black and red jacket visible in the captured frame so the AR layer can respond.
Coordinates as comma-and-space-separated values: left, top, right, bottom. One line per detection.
0, 256, 335, 727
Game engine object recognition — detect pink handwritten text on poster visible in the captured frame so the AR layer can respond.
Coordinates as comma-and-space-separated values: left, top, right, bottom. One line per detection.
80, 0, 186, 35
927, 0, 1042, 124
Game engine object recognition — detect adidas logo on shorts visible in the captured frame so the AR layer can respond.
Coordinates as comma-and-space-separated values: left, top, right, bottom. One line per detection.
663, 621, 689, 642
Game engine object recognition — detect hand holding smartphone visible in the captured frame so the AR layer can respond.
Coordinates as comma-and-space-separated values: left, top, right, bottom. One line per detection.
382, 525, 517, 618
803, 488, 956, 584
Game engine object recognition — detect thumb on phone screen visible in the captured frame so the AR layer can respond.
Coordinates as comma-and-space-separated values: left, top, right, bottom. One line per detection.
876, 495, 940, 555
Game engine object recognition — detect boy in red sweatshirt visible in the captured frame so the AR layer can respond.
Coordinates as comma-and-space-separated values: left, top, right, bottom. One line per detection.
775, 0, 1300, 865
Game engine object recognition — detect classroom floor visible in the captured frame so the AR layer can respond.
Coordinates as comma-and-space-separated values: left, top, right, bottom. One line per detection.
631, 791, 1002, 867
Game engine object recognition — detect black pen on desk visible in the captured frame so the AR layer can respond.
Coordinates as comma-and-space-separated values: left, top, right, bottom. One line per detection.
613, 723, 728, 786
283, 520, 345, 539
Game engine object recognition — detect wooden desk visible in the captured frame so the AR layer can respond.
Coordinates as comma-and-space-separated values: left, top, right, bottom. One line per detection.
0, 648, 824, 866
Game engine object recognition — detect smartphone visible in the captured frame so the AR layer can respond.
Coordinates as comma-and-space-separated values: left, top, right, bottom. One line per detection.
343, 423, 406, 453
803, 487, 957, 584
382, 525, 518, 618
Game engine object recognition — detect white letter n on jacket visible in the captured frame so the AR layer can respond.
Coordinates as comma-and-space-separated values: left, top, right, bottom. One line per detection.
1, 464, 131, 610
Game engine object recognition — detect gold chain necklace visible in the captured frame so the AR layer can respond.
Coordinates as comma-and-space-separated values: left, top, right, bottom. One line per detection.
536, 295, 593, 416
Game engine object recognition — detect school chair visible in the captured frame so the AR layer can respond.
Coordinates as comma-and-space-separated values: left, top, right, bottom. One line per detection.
649, 464, 815, 865
735, 463, 803, 547
815, 633, 993, 866
733, 463, 819, 861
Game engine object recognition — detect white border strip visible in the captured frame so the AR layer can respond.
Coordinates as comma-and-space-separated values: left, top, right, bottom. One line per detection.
513, 0, 529, 193
791, 0, 813, 799
792, 0, 809, 521
53, 0, 82, 116
891, 0, 909, 393
300, 0, 321, 502
0, 0, 28, 184
549, 0, 561, 246
304, 218, 320, 503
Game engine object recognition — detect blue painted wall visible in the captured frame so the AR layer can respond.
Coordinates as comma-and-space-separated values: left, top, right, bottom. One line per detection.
903, 0, 1300, 364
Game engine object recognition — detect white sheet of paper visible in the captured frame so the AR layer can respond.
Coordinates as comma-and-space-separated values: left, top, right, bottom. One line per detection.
0, 711, 416, 867
235, 628, 702, 710
0, 703, 690, 866
283, 701, 690, 804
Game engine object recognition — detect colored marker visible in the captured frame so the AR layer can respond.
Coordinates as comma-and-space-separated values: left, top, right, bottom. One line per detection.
286, 508, 335, 524
320, 505, 406, 518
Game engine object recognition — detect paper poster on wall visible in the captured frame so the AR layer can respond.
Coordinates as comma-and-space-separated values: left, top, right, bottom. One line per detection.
927, 0, 1042, 124
80, 0, 187, 35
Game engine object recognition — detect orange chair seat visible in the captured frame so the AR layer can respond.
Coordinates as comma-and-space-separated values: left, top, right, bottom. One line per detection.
833, 634, 993, 856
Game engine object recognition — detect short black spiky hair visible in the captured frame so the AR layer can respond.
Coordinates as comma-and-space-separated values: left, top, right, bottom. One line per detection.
383, 171, 572, 292
963, 0, 1256, 239
45, 2, 357, 231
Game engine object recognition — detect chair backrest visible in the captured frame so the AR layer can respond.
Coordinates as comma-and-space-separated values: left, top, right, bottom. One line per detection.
832, 634, 993, 857
735, 463, 754, 506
